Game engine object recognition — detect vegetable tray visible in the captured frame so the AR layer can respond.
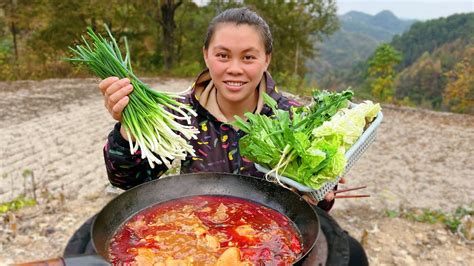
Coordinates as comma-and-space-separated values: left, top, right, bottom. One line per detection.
255, 106, 384, 201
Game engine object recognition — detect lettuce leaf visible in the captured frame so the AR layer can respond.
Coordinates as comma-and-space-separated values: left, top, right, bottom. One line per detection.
312, 101, 382, 148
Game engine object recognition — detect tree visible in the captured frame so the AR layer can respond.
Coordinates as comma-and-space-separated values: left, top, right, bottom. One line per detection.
0, 0, 41, 78
172, 1, 214, 75
443, 47, 474, 113
156, 0, 182, 71
391, 13, 474, 69
24, 0, 154, 78
0, 0, 339, 80
245, 0, 339, 81
395, 52, 445, 108
367, 44, 401, 101
134, 0, 183, 71
3, 0, 18, 60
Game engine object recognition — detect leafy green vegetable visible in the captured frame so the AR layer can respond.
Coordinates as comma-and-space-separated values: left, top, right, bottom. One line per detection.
313, 100, 381, 149
231, 89, 381, 190
293, 90, 354, 134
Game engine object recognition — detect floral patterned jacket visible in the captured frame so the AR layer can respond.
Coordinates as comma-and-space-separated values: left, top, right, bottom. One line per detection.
104, 71, 299, 189
103, 70, 334, 210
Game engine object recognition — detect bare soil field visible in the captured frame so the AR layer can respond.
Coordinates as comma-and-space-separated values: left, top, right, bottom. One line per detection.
0, 78, 472, 265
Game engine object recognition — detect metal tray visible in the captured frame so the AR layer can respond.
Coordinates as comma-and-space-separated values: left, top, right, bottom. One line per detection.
255, 107, 384, 201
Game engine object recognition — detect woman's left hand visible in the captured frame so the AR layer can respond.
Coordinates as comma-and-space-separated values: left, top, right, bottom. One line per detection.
300, 177, 346, 205
323, 177, 346, 201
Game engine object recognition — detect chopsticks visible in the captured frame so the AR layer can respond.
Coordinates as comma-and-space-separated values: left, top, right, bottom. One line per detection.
335, 194, 370, 199
334, 185, 370, 199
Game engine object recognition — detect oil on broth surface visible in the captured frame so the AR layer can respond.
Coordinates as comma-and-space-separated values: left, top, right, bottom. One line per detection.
108, 195, 302, 265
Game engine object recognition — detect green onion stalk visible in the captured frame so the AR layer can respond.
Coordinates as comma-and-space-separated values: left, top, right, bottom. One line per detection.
67, 26, 199, 168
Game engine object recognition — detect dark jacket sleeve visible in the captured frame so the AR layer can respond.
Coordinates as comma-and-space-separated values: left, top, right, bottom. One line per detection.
317, 198, 335, 212
103, 123, 168, 190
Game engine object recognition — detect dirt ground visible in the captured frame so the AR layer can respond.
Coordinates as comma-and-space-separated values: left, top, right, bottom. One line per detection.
0, 78, 472, 265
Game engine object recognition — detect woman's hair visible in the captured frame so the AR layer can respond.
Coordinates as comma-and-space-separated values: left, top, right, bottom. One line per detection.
204, 7, 273, 54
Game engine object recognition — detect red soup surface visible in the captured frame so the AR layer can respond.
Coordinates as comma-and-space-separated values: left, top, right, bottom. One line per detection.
108, 195, 303, 265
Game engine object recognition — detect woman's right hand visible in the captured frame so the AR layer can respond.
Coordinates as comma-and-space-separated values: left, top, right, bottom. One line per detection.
99, 77, 133, 121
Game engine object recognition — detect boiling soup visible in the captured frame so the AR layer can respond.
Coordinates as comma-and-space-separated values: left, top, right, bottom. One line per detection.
108, 195, 303, 265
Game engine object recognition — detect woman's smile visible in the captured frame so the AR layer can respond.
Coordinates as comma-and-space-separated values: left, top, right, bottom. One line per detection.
224, 80, 248, 91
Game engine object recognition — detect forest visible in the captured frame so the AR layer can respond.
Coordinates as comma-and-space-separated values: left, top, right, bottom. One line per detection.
342, 13, 474, 114
0, 0, 338, 85
0, 1, 472, 113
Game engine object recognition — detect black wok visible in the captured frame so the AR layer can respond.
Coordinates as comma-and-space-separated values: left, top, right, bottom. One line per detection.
92, 172, 320, 264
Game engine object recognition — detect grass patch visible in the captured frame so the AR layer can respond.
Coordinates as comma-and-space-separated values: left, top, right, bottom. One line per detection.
385, 204, 473, 234
0, 195, 37, 214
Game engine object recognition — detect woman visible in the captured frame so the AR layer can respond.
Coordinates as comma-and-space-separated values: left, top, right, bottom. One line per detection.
99, 7, 293, 191
69, 7, 368, 265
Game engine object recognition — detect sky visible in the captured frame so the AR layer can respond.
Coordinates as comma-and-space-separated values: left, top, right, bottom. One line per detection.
195, 0, 473, 20
336, 0, 474, 20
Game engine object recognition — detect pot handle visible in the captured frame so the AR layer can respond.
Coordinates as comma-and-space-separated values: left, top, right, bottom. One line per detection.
12, 258, 65, 266
12, 255, 109, 266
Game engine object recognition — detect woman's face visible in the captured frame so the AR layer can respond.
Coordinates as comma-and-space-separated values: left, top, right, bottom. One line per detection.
203, 23, 271, 104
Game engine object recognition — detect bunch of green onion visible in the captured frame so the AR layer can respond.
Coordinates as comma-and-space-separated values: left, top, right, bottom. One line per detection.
67, 25, 199, 168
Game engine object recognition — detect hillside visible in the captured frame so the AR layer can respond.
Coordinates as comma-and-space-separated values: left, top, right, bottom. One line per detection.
341, 10, 415, 42
306, 10, 415, 87
345, 13, 474, 113
392, 13, 474, 69
395, 38, 473, 110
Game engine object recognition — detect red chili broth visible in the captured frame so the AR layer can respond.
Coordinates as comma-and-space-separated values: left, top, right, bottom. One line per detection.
108, 195, 303, 265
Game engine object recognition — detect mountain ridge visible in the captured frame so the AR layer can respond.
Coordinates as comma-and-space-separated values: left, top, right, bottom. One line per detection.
307, 10, 416, 88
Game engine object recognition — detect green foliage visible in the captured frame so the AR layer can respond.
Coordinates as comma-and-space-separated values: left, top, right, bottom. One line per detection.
340, 13, 474, 114
273, 72, 312, 96
172, 1, 214, 73
404, 209, 445, 224
171, 61, 202, 78
245, 0, 339, 82
0, 0, 158, 79
0, 196, 37, 214
393, 37, 474, 111
443, 46, 474, 113
0, 0, 338, 85
385, 210, 399, 218
395, 52, 445, 109
367, 44, 401, 101
0, 38, 13, 78
22, 168, 33, 178
392, 13, 474, 69
37, 0, 155, 73
307, 10, 414, 90
229, 89, 356, 189
412, 207, 474, 232
396, 206, 474, 233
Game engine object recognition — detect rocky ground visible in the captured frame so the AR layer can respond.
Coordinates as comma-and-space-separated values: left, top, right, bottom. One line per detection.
0, 78, 472, 265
